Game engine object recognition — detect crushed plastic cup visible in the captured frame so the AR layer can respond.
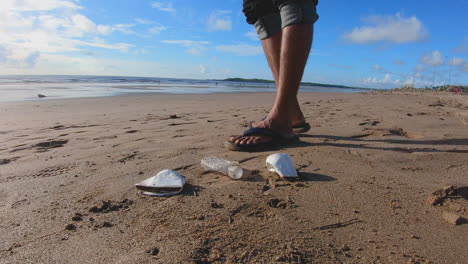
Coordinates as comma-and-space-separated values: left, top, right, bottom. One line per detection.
135, 169, 186, 196
201, 156, 244, 180
266, 153, 298, 178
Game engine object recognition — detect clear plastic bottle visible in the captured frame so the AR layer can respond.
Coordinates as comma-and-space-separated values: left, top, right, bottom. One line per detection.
200, 156, 243, 180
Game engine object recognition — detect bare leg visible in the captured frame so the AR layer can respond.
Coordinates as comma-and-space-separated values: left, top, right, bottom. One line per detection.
231, 23, 313, 145
254, 29, 306, 127
262, 31, 282, 87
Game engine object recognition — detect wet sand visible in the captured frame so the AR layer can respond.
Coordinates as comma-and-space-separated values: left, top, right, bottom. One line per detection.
0, 91, 467, 263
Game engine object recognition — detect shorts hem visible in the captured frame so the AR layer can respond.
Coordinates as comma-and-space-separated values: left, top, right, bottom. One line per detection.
252, 0, 319, 40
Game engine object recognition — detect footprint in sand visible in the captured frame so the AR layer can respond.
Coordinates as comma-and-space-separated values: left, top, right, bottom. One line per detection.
88, 199, 133, 213
0, 158, 12, 165
168, 122, 197, 126
358, 120, 380, 126
34, 139, 69, 152
428, 186, 468, 224
0, 163, 76, 184
27, 164, 76, 180
49, 124, 99, 130
388, 127, 424, 139
266, 197, 296, 209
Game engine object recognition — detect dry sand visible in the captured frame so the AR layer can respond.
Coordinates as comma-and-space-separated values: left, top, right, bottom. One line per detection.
0, 91, 467, 263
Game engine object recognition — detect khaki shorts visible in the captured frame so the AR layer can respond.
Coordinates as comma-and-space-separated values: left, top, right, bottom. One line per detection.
243, 0, 319, 39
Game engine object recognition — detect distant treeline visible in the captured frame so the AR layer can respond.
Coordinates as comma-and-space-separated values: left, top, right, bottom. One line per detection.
222, 78, 370, 90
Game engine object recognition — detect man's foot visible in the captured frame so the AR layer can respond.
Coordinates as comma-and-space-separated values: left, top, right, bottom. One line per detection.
229, 118, 294, 146
251, 117, 305, 128
226, 125, 298, 152
291, 106, 306, 127
250, 110, 310, 134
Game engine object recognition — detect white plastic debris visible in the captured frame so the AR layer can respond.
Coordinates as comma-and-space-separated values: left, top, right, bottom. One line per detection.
201, 156, 244, 180
266, 153, 298, 178
135, 169, 186, 196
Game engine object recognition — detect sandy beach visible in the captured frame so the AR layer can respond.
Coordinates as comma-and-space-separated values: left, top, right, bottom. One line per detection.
0, 91, 467, 263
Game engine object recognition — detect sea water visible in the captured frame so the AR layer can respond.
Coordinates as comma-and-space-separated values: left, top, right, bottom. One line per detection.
0, 75, 369, 102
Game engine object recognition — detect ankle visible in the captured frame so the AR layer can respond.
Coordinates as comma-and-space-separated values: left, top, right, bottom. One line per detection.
263, 115, 292, 132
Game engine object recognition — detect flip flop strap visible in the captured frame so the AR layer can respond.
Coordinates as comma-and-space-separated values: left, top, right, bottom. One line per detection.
292, 121, 307, 128
242, 127, 281, 138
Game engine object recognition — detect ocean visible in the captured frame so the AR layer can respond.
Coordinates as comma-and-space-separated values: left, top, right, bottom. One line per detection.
0, 75, 369, 102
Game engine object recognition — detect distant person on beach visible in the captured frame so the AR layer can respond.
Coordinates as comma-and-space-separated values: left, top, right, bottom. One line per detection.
226, 0, 319, 151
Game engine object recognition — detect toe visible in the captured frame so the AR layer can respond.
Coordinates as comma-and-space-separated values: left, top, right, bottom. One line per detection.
240, 137, 251, 145
234, 137, 244, 144
229, 135, 240, 142
246, 137, 256, 144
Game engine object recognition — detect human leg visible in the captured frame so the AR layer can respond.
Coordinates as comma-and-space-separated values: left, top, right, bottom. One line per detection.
253, 29, 307, 127
230, 23, 313, 146
228, 0, 317, 149
261, 0, 318, 129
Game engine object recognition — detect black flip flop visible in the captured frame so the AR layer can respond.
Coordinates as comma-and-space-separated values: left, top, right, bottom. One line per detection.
249, 118, 311, 134
292, 121, 311, 133
225, 127, 298, 152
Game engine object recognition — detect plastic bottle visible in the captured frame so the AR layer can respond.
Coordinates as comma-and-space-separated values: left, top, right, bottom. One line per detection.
200, 156, 243, 180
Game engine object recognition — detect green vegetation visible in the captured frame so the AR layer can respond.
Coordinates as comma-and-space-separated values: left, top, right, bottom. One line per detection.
391, 85, 467, 92
224, 78, 275, 83
222, 78, 370, 90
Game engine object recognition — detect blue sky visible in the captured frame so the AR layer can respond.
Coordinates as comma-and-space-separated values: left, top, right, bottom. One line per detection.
0, 0, 467, 88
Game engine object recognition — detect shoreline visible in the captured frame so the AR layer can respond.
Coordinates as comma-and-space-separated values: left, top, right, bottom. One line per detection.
1, 92, 467, 263
0, 88, 370, 103
0, 75, 371, 103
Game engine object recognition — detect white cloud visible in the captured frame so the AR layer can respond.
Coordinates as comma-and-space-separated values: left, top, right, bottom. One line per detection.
365, 74, 393, 84
448, 57, 468, 73
70, 14, 104, 36
161, 40, 210, 55
134, 19, 167, 35
135, 18, 154, 24
112, 24, 136, 35
0, 46, 7, 64
199, 64, 208, 74
364, 73, 417, 88
208, 11, 232, 31
74, 39, 133, 52
449, 57, 466, 66
382, 74, 392, 83
365, 73, 397, 84
161, 40, 210, 47
23, 51, 41, 67
3, 0, 81, 12
0, 44, 41, 68
0, 0, 136, 70
245, 30, 258, 41
150, 2, 176, 13
414, 64, 426, 72
343, 13, 428, 44
216, 44, 263, 56
0, 53, 169, 77
149, 25, 167, 35
420, 50, 445, 67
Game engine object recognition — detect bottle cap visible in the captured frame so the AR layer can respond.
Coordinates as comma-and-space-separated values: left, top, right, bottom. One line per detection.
228, 165, 243, 179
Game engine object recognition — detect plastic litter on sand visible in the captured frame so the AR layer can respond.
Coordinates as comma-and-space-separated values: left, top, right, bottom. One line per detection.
135, 169, 186, 196
266, 153, 298, 178
201, 156, 244, 180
